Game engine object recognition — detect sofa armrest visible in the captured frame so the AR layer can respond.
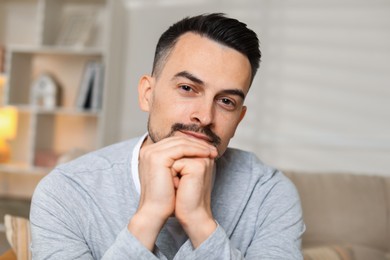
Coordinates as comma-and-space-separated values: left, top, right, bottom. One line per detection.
4, 215, 31, 260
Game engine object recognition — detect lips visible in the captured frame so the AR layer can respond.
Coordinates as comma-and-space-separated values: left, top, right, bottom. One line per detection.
179, 130, 212, 143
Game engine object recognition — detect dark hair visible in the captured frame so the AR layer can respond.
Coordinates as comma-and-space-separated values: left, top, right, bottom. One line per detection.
152, 13, 261, 85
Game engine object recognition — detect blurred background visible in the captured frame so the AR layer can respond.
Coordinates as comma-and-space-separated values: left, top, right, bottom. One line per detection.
0, 0, 390, 256
120, 0, 390, 175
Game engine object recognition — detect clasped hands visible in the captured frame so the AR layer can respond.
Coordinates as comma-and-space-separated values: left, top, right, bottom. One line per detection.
128, 136, 218, 250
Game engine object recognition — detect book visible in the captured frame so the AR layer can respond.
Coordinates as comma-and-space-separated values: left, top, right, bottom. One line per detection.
91, 62, 104, 110
76, 61, 95, 109
76, 61, 104, 110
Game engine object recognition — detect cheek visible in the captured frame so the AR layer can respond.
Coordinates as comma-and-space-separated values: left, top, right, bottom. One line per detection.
152, 98, 191, 124
168, 97, 197, 117
215, 111, 242, 137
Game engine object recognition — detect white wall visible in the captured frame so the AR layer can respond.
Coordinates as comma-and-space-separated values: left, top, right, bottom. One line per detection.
117, 0, 390, 175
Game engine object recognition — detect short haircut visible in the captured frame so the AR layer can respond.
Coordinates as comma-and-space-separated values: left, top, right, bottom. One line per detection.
152, 13, 261, 85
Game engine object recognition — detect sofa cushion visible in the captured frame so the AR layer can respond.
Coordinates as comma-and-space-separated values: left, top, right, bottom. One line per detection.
303, 245, 352, 260
349, 244, 389, 260
285, 172, 388, 251
303, 244, 390, 260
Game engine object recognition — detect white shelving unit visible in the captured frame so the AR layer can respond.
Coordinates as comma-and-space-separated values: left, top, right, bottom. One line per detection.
0, 0, 125, 174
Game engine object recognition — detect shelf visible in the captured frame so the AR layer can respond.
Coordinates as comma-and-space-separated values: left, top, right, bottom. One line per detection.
33, 113, 98, 168
0, 169, 47, 200
0, 0, 122, 180
7, 50, 103, 108
8, 105, 101, 116
0, 162, 49, 175
8, 45, 104, 56
36, 107, 102, 116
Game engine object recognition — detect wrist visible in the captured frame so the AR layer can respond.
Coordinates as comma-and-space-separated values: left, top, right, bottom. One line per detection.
178, 212, 217, 248
128, 209, 167, 251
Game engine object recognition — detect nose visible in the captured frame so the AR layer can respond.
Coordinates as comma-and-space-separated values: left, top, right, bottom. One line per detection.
190, 99, 214, 126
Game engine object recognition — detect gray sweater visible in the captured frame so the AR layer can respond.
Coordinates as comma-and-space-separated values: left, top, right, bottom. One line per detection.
30, 137, 305, 259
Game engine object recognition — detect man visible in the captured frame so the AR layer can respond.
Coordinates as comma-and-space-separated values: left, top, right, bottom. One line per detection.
30, 13, 305, 259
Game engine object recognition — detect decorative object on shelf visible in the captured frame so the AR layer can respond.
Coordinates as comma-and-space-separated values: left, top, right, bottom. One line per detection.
34, 149, 59, 168
30, 73, 60, 109
56, 8, 97, 48
0, 106, 18, 163
76, 61, 104, 110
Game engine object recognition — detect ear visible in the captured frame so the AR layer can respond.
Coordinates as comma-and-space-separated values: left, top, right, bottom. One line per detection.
231, 106, 247, 138
138, 75, 154, 112
238, 106, 247, 124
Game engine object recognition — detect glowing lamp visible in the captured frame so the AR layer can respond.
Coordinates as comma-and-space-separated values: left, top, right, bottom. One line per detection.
0, 75, 5, 86
0, 106, 18, 163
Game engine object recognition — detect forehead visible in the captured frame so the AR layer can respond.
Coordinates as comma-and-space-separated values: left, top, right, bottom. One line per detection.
159, 32, 252, 93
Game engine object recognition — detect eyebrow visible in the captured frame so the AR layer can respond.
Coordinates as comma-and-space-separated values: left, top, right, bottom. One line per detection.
173, 71, 204, 85
220, 89, 245, 100
173, 70, 246, 100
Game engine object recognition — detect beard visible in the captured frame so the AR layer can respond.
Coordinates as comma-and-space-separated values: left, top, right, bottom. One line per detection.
147, 120, 221, 148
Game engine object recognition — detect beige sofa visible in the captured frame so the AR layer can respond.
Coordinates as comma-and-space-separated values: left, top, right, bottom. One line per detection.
286, 171, 390, 260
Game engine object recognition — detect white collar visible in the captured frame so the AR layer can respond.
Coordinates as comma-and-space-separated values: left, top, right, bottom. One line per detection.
131, 133, 148, 194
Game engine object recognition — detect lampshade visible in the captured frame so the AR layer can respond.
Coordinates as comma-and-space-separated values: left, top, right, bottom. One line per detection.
0, 106, 18, 140
0, 74, 5, 106
0, 74, 5, 86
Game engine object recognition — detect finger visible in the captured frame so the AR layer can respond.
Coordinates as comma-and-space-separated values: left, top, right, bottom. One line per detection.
143, 136, 218, 162
158, 136, 217, 152
172, 158, 214, 176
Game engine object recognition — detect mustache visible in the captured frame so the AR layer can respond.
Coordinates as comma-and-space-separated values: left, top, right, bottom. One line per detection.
171, 123, 221, 147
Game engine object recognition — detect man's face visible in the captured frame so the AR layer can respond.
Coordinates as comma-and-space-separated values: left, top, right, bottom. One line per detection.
138, 32, 252, 156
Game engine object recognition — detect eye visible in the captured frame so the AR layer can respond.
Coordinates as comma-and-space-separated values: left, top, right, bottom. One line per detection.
218, 97, 236, 110
221, 98, 233, 105
179, 84, 193, 92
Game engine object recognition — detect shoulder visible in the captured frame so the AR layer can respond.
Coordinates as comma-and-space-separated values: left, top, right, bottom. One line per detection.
57, 137, 139, 175
221, 148, 302, 215
217, 147, 298, 197
32, 137, 140, 199
218, 147, 275, 181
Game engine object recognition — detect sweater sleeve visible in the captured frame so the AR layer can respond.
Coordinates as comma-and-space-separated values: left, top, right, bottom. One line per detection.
173, 224, 243, 259
245, 173, 305, 259
102, 228, 165, 259
29, 171, 163, 260
172, 173, 305, 260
